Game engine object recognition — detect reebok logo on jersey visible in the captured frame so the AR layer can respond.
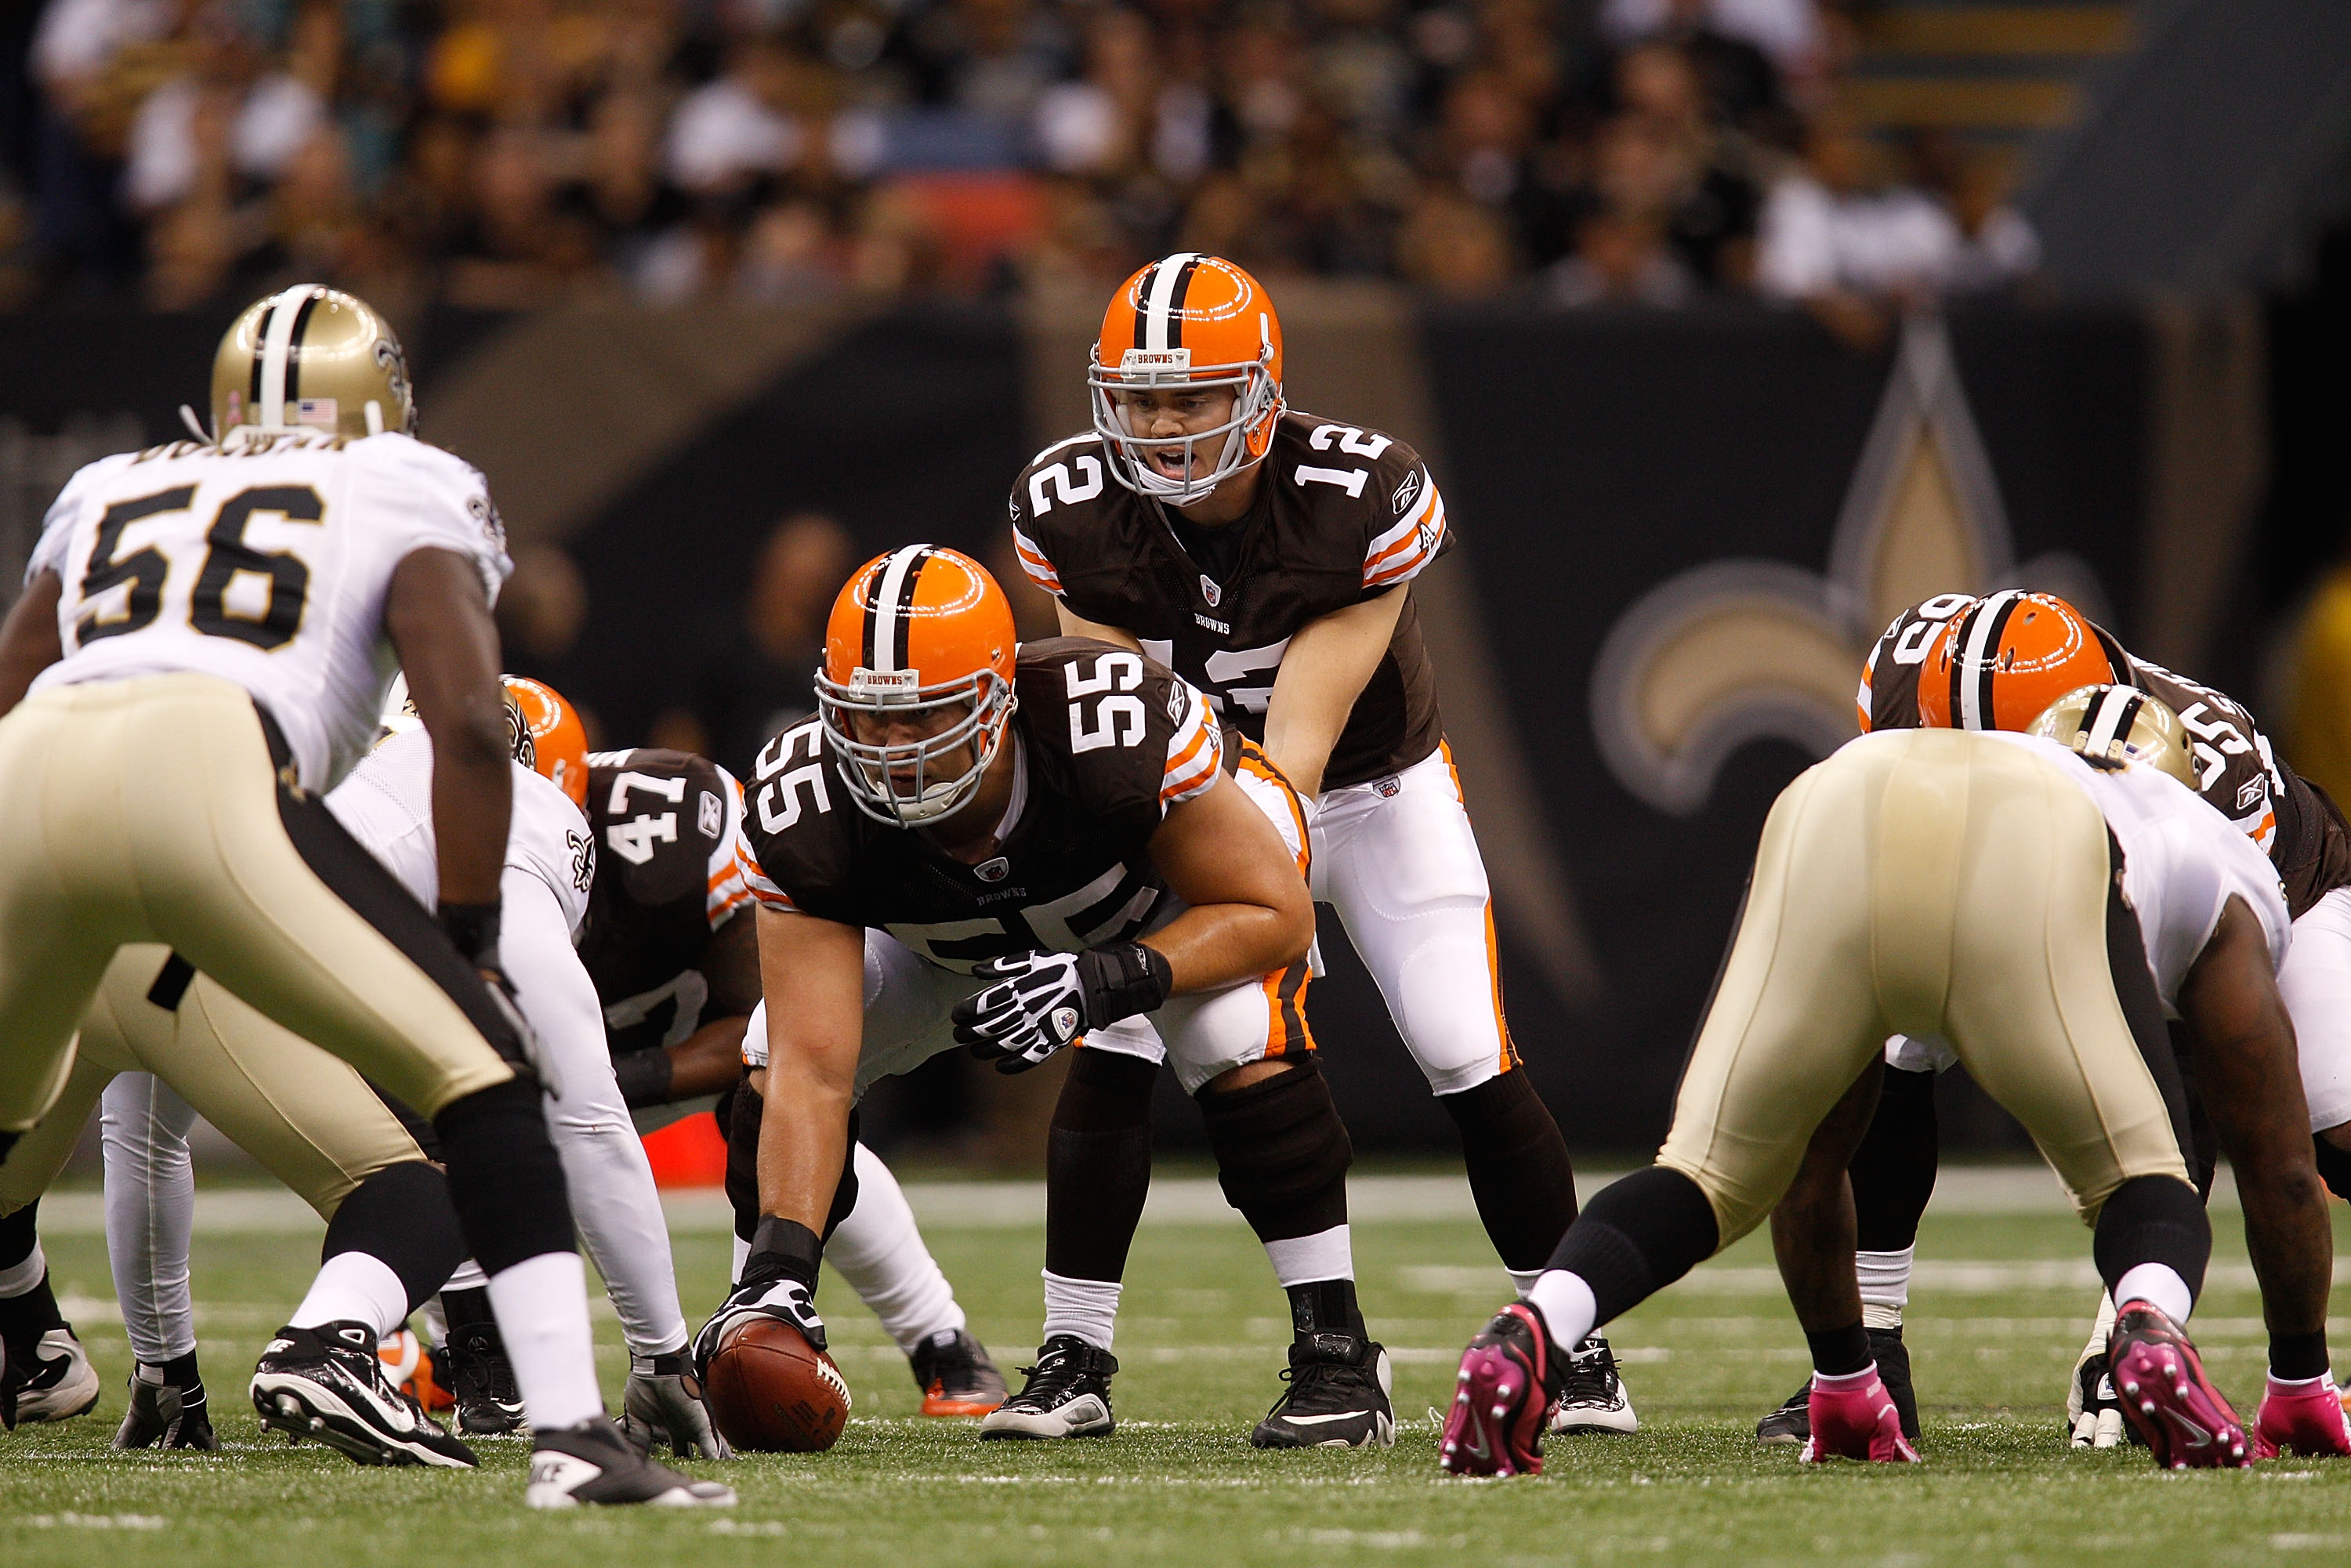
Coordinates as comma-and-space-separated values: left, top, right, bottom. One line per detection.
2238, 777, 2265, 812
699, 789, 723, 838
1392, 469, 1422, 516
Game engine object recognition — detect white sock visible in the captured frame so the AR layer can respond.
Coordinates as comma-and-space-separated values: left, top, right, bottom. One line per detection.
421, 1295, 448, 1352
1527, 1269, 1597, 1348
486, 1251, 604, 1431
730, 1235, 751, 1287
2270, 1369, 2334, 1392
1813, 1363, 1879, 1392
289, 1252, 410, 1337
444, 1258, 489, 1294
1041, 1269, 1122, 1353
2114, 1263, 2193, 1324
1857, 1246, 1912, 1331
1262, 1224, 1353, 1287
1506, 1267, 1543, 1298
0, 1240, 43, 1298
826, 1145, 964, 1353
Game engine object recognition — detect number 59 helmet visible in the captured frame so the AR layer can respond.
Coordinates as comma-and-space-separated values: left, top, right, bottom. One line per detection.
818, 545, 1019, 826
1089, 253, 1285, 505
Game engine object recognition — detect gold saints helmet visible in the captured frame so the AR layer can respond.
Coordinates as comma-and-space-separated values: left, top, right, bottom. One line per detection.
210, 284, 415, 441
2027, 684, 2198, 789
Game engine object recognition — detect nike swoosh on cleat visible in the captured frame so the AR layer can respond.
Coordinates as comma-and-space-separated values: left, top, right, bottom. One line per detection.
1278, 1411, 1378, 1425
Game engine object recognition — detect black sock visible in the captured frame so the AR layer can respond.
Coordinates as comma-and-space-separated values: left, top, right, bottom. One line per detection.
2272, 1329, 2331, 1382
1547, 1166, 1720, 1327
1850, 1065, 1938, 1252
2091, 1174, 2210, 1306
442, 1287, 496, 1334
1807, 1320, 1871, 1377
432, 1080, 575, 1276
1286, 1277, 1364, 1339
0, 1200, 34, 1272
0, 1202, 63, 1359
1439, 1071, 1578, 1271
1045, 1050, 1157, 1283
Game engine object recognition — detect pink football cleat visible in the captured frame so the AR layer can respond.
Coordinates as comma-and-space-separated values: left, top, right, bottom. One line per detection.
2253, 1375, 2351, 1459
2107, 1299, 2250, 1468
1798, 1366, 1919, 1464
1440, 1304, 1558, 1478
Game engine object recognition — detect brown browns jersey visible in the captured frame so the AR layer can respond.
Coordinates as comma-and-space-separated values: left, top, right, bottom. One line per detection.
1861, 598, 2351, 918
740, 638, 1223, 972
581, 748, 757, 1058
1009, 411, 1447, 791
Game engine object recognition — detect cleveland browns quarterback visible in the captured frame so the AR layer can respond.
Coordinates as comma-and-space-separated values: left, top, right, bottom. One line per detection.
579, 743, 1007, 1416
703, 545, 1396, 1448
1007, 254, 1625, 1432
1754, 589, 2351, 1458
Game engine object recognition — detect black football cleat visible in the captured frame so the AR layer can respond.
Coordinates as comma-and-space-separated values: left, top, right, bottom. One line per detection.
114, 1370, 219, 1450
526, 1418, 736, 1508
978, 1335, 1118, 1439
445, 1321, 527, 1437
251, 1321, 480, 1468
1758, 1327, 1919, 1445
1251, 1331, 1396, 1449
910, 1327, 1009, 1417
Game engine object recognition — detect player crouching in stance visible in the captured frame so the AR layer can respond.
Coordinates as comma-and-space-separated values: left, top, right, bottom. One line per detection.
702, 547, 1389, 1445
0, 287, 726, 1507
1444, 690, 2291, 1475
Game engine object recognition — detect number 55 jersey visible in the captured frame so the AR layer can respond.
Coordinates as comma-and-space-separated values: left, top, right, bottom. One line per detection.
29, 426, 509, 791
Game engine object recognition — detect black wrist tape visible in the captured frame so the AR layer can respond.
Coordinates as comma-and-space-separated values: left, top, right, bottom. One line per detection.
744, 1215, 824, 1290
611, 1048, 676, 1110
437, 900, 502, 966
1079, 942, 1175, 1026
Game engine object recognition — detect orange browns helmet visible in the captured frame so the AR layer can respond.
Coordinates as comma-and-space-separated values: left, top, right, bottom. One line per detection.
502, 675, 589, 810
1916, 589, 2125, 733
1089, 253, 1284, 504
817, 545, 1019, 827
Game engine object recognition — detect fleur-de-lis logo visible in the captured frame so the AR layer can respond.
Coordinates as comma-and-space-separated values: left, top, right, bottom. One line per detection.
1590, 318, 2109, 816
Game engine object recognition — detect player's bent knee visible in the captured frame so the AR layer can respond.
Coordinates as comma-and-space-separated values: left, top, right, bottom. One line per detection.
322, 1159, 465, 1315
2090, 1173, 2209, 1301
1196, 1056, 1352, 1241
433, 1079, 574, 1276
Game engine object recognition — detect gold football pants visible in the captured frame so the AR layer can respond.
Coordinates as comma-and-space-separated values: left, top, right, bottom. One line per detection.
0, 672, 516, 1137
1658, 730, 2192, 1248
0, 946, 426, 1220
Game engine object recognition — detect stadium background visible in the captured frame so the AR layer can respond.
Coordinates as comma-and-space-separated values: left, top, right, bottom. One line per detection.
2, 0, 2349, 1164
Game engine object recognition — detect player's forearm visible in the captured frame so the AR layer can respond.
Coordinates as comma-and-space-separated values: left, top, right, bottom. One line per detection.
1142, 898, 1313, 995
1261, 589, 1405, 799
669, 1017, 752, 1099
1259, 705, 1344, 802
1055, 601, 1143, 652
386, 549, 511, 907
755, 1055, 855, 1233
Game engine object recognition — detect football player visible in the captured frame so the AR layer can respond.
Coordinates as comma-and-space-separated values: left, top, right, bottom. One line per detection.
1445, 690, 2295, 1475
583, 742, 1006, 1414
1007, 255, 1623, 1432
0, 288, 726, 1507
705, 547, 1394, 1447
1753, 590, 2351, 1458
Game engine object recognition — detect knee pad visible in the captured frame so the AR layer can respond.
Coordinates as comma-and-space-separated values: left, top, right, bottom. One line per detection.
821, 1109, 862, 1244
1196, 1058, 1352, 1243
322, 1161, 465, 1316
1552, 1165, 1720, 1326
726, 1088, 763, 1244
2091, 1174, 2210, 1304
433, 1079, 574, 1276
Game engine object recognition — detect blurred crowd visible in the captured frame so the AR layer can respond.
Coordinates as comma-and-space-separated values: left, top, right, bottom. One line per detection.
3, 0, 2040, 312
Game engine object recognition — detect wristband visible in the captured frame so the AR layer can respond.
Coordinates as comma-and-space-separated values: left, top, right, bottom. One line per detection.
610, 1048, 676, 1110
437, 900, 502, 966
1079, 941, 1176, 1026
743, 1215, 824, 1290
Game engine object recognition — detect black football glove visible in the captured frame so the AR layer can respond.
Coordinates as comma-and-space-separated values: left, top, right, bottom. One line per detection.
952, 943, 1174, 1074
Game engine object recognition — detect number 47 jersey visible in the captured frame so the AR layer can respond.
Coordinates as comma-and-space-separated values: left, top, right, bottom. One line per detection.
27, 428, 511, 792
739, 638, 1223, 974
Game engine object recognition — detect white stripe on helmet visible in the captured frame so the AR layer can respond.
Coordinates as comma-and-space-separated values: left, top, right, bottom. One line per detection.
866, 545, 929, 675
1956, 589, 2026, 731
1143, 253, 1200, 353
256, 284, 317, 429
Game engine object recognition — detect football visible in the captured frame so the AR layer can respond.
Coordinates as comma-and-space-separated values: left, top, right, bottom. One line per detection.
703, 1316, 853, 1453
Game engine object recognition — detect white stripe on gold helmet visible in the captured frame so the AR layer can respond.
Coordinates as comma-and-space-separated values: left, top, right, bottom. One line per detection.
211, 284, 415, 442
2027, 683, 2197, 790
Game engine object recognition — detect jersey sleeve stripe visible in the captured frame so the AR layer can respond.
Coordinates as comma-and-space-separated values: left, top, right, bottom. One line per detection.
1363, 473, 1437, 562
1363, 493, 1447, 588
1011, 525, 1063, 593
738, 841, 797, 911
1160, 697, 1222, 806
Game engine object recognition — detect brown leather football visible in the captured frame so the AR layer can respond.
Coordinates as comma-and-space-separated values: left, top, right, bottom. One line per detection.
704, 1316, 851, 1453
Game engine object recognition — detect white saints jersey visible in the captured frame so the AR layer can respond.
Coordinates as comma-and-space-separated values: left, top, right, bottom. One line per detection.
326, 728, 596, 938
27, 428, 510, 791
1985, 732, 2289, 1009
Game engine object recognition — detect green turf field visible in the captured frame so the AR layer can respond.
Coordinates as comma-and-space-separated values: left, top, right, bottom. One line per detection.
5, 1172, 2350, 1567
